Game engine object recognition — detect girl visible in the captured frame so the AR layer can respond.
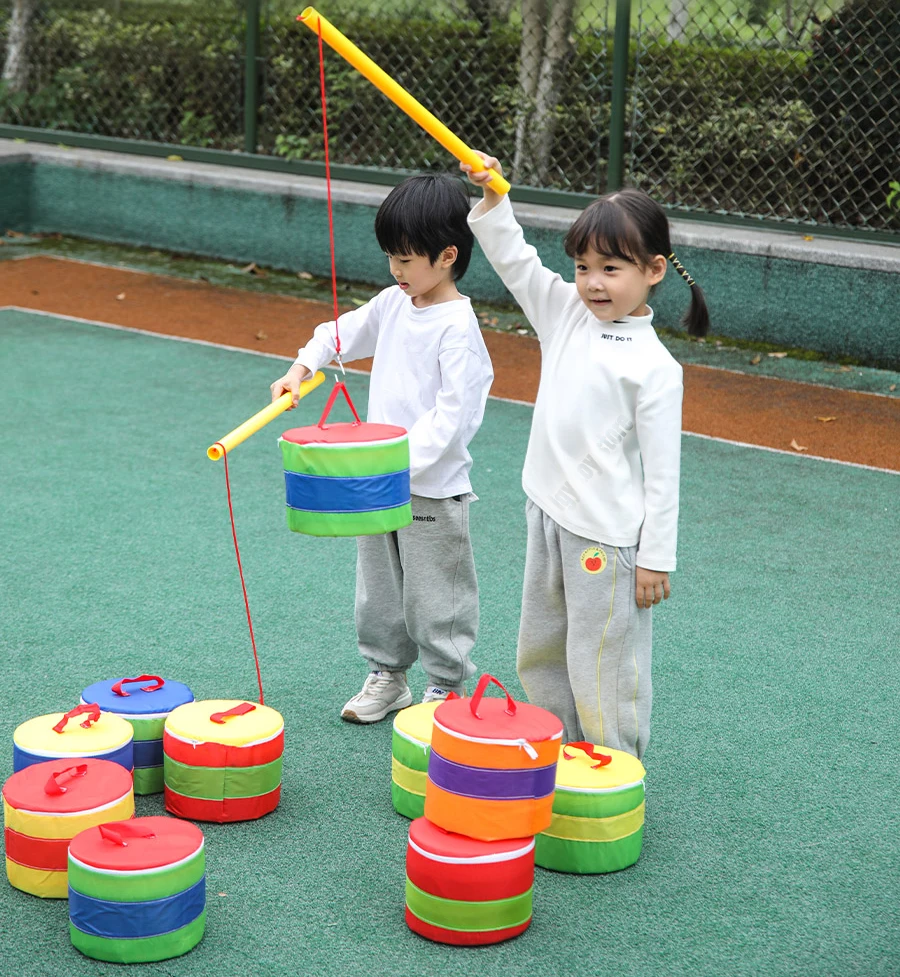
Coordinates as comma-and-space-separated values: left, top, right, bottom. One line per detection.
462, 153, 708, 759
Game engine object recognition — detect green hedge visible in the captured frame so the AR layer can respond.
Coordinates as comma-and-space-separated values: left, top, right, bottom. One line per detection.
0, 3, 892, 230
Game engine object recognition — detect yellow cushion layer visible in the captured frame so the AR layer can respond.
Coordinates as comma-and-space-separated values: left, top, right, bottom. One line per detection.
13, 712, 133, 754
392, 702, 440, 746
542, 801, 645, 843
4, 793, 135, 840
165, 700, 284, 746
6, 860, 68, 898
555, 744, 646, 791
391, 757, 427, 798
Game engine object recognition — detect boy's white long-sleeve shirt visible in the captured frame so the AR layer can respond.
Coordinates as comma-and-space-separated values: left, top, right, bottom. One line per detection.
293, 286, 493, 500
468, 196, 683, 571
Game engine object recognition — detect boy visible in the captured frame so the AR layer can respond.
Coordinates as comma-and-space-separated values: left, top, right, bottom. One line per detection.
270, 174, 494, 723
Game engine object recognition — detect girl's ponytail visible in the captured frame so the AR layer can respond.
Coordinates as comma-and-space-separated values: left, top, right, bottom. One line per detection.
668, 252, 709, 338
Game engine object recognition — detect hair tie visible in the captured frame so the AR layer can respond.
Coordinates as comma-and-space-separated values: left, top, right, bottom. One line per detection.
668, 252, 696, 288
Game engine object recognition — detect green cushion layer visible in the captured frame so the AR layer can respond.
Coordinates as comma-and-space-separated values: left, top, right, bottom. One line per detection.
133, 766, 164, 795
391, 730, 429, 771
280, 438, 409, 477
405, 880, 532, 933
552, 782, 645, 819
69, 911, 206, 963
535, 827, 643, 874
124, 716, 167, 741
391, 782, 425, 820
286, 503, 412, 537
163, 755, 282, 800
68, 851, 205, 902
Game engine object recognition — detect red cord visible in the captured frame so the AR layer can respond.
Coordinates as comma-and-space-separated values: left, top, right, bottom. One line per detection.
217, 443, 265, 706
317, 19, 341, 358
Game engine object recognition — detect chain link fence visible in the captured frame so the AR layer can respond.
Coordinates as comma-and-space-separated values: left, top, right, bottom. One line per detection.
0, 0, 897, 233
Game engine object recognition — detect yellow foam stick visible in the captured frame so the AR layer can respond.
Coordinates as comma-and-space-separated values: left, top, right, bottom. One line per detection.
298, 7, 510, 195
207, 370, 326, 460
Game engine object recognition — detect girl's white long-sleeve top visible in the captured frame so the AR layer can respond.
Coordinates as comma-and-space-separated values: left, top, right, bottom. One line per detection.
293, 286, 494, 500
468, 196, 683, 571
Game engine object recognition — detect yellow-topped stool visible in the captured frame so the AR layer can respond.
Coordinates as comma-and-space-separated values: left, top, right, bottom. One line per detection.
534, 742, 646, 874
391, 702, 441, 819
13, 705, 134, 774
163, 700, 284, 822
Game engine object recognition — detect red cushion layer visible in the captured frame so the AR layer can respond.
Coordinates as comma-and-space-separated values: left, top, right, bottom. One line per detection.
406, 845, 533, 903
405, 907, 531, 946
162, 729, 284, 768
4, 828, 69, 871
164, 785, 281, 823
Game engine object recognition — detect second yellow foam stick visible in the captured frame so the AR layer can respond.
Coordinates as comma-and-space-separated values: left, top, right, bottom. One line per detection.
298, 6, 511, 195
207, 370, 326, 460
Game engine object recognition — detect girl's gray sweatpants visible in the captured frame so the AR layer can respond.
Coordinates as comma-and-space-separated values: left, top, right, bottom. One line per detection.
517, 499, 653, 759
355, 493, 478, 689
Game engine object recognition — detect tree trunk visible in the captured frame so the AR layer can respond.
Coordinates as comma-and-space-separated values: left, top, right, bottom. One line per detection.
513, 0, 575, 185
667, 0, 690, 42
2, 0, 36, 93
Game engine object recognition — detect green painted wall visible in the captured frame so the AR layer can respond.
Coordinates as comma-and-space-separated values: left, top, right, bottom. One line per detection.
4, 160, 898, 368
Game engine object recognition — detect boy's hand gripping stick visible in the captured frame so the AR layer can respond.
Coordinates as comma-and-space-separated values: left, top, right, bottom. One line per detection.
297, 7, 510, 195
207, 370, 326, 460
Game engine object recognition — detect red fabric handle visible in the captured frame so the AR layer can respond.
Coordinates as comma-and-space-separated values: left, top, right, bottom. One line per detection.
470, 674, 517, 719
99, 822, 156, 846
563, 741, 612, 768
53, 703, 101, 734
111, 675, 165, 697
317, 379, 361, 428
43, 764, 88, 795
210, 702, 256, 725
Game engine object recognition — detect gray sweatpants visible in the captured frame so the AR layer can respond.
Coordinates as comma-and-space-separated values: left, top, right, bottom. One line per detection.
517, 499, 653, 759
355, 494, 478, 689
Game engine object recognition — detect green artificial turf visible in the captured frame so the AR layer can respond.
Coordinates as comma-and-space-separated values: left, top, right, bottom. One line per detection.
0, 309, 897, 976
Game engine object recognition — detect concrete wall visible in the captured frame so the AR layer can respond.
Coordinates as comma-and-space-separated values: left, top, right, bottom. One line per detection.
2, 141, 898, 367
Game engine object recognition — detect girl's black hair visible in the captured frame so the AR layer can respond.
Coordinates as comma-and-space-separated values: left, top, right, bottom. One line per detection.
564, 188, 709, 337
374, 174, 474, 281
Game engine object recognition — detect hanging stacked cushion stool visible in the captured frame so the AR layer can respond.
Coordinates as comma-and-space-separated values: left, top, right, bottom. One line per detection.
424, 675, 564, 841
280, 379, 412, 537
405, 817, 535, 945
68, 816, 206, 963
13, 704, 134, 774
81, 675, 194, 795
163, 700, 284, 822
391, 701, 443, 819
535, 742, 646, 874
3, 759, 134, 898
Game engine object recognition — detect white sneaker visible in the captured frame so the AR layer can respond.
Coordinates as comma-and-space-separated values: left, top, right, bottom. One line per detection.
422, 684, 466, 704
341, 671, 413, 723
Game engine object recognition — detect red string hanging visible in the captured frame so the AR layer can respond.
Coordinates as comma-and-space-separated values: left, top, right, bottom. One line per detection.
317, 18, 342, 360
216, 442, 265, 705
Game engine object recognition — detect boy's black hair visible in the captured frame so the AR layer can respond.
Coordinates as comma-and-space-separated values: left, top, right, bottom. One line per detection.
374, 174, 474, 281
564, 187, 710, 337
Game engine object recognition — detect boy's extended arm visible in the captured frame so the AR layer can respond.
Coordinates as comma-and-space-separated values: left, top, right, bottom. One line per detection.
406, 344, 489, 479
271, 292, 385, 405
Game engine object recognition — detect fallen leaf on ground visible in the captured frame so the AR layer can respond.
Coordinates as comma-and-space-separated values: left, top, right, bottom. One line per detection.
803, 235, 814, 241
350, 298, 366, 307
167, 154, 183, 161
516, 328, 529, 335
116, 292, 126, 301
749, 354, 762, 365
297, 271, 313, 280
890, 384, 897, 392
790, 439, 808, 452
840, 365, 853, 372
5, 229, 24, 238
768, 351, 788, 358
815, 416, 836, 423
255, 330, 267, 340
241, 262, 267, 277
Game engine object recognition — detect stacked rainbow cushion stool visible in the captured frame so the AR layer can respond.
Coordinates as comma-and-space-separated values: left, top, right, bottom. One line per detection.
3, 758, 134, 898
81, 675, 194, 795
424, 675, 564, 842
68, 816, 206, 963
279, 380, 412, 537
163, 700, 284, 822
13, 704, 134, 774
405, 817, 535, 946
535, 742, 646, 874
391, 701, 442, 819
